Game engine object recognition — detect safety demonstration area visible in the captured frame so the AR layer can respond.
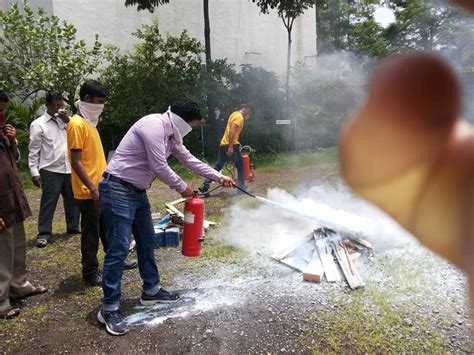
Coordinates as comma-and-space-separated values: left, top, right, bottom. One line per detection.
2, 0, 473, 352
159, 187, 374, 291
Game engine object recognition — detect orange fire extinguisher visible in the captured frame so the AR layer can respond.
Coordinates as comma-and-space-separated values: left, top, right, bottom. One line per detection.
182, 194, 205, 257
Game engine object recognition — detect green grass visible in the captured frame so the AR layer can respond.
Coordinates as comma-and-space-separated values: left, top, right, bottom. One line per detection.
307, 285, 448, 352
252, 147, 338, 172
164, 147, 339, 182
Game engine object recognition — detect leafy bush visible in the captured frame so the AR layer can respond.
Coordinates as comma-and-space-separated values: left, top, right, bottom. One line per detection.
0, 1, 114, 106
5, 99, 44, 172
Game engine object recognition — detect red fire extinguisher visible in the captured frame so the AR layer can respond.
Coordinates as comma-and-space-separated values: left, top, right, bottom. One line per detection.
242, 153, 250, 181
182, 194, 205, 257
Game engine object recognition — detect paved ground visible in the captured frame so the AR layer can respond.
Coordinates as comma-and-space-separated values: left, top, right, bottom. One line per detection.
1, 155, 472, 353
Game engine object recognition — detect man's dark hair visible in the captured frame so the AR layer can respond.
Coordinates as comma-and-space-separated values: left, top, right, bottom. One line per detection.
79, 79, 108, 100
170, 100, 203, 122
45, 91, 63, 104
0, 91, 9, 103
240, 103, 252, 110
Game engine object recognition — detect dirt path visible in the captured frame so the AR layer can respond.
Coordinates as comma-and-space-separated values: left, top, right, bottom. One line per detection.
1, 160, 472, 353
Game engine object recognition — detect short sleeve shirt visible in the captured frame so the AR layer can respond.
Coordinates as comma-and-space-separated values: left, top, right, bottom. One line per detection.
67, 114, 106, 199
220, 111, 244, 146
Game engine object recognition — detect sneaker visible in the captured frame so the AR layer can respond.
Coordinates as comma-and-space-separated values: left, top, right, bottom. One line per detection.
140, 287, 180, 306
198, 185, 211, 198
83, 271, 102, 287
129, 238, 136, 251
124, 259, 138, 270
97, 309, 129, 336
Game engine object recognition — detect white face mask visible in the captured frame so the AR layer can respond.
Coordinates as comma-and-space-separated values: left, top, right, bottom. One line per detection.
76, 100, 104, 127
167, 107, 192, 145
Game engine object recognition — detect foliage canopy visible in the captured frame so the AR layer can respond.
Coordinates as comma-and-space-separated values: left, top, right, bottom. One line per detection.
0, 1, 114, 106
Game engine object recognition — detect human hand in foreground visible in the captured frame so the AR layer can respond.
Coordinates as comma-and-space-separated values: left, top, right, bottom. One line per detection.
226, 145, 234, 157
2, 124, 17, 146
219, 176, 235, 187
0, 218, 5, 233
339, 52, 473, 312
32, 176, 42, 188
180, 186, 195, 198
56, 109, 70, 124
90, 187, 100, 209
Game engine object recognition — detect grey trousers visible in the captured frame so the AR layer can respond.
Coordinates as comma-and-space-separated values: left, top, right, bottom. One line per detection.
0, 223, 36, 313
37, 169, 80, 239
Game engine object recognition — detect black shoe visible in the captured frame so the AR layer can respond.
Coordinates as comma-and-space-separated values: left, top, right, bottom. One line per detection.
140, 287, 180, 306
67, 229, 81, 235
83, 272, 102, 287
124, 259, 138, 270
198, 185, 211, 198
97, 309, 129, 336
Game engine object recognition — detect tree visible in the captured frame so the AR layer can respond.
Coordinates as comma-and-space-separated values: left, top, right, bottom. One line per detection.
251, 0, 315, 105
315, 0, 474, 66
125, 0, 212, 63
125, 0, 215, 118
0, 1, 114, 106
387, 0, 466, 52
124, 0, 170, 11
99, 20, 219, 153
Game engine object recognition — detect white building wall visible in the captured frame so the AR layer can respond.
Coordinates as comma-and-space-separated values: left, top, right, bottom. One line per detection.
3, 0, 316, 75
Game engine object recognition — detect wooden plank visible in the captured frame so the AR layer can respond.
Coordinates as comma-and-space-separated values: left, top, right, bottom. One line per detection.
352, 237, 374, 252
315, 237, 341, 283
167, 198, 187, 206
331, 240, 364, 290
272, 255, 306, 273
302, 250, 324, 283
272, 232, 315, 261
165, 203, 184, 217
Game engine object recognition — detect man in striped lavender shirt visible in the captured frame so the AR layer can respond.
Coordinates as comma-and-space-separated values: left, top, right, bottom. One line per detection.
97, 100, 234, 335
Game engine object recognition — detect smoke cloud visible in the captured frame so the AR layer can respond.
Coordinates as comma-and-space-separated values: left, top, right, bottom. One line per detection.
218, 182, 416, 255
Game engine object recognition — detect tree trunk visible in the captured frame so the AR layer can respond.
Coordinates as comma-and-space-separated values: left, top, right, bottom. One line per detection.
204, 0, 211, 64
286, 26, 294, 151
203, 0, 212, 158
285, 27, 292, 106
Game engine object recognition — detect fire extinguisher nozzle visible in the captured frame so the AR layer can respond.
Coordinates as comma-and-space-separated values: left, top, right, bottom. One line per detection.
232, 184, 256, 198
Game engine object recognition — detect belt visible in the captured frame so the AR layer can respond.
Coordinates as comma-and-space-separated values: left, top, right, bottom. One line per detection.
102, 172, 144, 192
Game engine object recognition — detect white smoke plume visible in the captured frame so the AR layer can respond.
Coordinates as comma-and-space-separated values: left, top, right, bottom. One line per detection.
218, 182, 416, 255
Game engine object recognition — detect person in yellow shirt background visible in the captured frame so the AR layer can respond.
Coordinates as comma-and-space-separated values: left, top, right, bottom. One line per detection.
199, 103, 252, 194
67, 79, 108, 287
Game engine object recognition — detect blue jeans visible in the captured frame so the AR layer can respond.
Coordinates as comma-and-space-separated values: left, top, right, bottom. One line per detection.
203, 144, 245, 190
99, 179, 160, 311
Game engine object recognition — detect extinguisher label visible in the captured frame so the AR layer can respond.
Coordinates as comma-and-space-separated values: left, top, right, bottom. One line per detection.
184, 213, 195, 224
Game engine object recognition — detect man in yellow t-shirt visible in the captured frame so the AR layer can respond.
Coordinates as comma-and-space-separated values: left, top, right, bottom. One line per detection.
67, 79, 108, 287
200, 103, 252, 193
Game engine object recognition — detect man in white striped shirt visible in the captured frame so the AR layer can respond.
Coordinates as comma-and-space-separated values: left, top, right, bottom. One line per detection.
28, 92, 80, 247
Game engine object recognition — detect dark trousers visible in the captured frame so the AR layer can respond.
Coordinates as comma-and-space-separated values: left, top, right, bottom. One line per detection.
37, 170, 80, 239
76, 199, 107, 278
202, 144, 245, 190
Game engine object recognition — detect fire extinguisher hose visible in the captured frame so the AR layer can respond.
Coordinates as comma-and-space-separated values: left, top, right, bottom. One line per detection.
195, 183, 256, 199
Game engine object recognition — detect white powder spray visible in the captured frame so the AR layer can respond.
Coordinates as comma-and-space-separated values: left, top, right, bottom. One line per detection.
219, 182, 416, 254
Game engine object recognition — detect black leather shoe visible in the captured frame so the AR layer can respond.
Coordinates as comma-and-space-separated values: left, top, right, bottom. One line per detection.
124, 259, 138, 270
83, 272, 102, 287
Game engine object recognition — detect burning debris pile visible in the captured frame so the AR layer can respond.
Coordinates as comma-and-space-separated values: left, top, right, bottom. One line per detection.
272, 228, 374, 290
